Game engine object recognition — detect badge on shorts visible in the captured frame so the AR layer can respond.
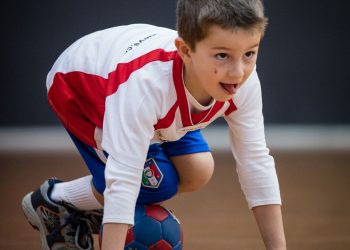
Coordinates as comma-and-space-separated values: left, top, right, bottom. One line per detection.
142, 158, 163, 188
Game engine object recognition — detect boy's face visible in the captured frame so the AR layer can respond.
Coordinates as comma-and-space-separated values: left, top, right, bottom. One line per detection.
176, 25, 262, 105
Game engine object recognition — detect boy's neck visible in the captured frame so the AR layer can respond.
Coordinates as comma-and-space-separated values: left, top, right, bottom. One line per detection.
182, 65, 213, 106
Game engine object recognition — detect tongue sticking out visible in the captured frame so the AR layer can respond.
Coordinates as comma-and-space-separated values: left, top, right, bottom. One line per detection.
221, 83, 237, 95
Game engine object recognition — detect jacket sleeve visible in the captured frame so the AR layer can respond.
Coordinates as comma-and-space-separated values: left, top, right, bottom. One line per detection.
101, 68, 161, 225
224, 69, 281, 209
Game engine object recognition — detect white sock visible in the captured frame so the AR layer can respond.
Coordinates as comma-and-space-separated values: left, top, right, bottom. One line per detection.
50, 175, 103, 210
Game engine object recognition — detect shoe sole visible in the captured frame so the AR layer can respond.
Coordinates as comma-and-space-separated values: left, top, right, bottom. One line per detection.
22, 192, 51, 250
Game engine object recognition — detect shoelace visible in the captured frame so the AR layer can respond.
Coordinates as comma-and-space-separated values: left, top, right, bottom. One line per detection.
47, 211, 93, 250
85, 210, 103, 234
73, 217, 93, 250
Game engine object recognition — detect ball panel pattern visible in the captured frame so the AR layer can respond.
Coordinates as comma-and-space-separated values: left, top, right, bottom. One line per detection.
100, 204, 183, 249
149, 239, 173, 250
145, 204, 169, 222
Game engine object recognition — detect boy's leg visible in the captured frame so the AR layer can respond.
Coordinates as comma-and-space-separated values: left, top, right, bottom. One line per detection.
79, 142, 181, 206
169, 151, 214, 193
136, 143, 180, 204
161, 129, 214, 193
50, 175, 102, 210
87, 129, 213, 205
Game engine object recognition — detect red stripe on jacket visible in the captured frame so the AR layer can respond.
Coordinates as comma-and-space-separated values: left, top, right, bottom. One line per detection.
48, 49, 177, 147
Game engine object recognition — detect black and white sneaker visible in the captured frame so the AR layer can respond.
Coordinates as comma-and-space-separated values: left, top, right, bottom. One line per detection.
22, 179, 95, 250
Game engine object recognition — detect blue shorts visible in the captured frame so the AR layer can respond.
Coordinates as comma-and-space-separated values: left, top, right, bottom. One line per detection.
67, 130, 210, 204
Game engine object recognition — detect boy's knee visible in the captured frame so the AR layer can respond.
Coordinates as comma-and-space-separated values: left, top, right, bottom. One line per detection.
180, 161, 214, 192
173, 152, 214, 193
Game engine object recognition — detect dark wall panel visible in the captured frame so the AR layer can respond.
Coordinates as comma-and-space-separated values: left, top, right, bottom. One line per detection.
1, 0, 349, 126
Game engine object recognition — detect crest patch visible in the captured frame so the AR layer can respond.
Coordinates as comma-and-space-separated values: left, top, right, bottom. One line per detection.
142, 158, 163, 188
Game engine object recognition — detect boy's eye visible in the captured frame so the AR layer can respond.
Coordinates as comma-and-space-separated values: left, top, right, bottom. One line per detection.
245, 51, 256, 59
215, 53, 229, 60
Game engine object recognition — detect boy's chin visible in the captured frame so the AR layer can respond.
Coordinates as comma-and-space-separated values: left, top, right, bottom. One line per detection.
214, 95, 234, 102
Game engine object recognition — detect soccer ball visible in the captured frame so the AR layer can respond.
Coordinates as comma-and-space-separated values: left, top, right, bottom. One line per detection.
99, 204, 183, 250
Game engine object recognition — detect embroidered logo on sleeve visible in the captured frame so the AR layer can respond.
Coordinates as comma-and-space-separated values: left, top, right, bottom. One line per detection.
142, 158, 163, 188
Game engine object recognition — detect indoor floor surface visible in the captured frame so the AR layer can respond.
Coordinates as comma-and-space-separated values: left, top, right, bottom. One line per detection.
1, 150, 349, 249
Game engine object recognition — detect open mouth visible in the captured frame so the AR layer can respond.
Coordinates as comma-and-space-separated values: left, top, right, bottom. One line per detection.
220, 82, 238, 95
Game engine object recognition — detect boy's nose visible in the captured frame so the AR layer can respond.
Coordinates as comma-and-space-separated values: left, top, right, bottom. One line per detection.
227, 62, 244, 82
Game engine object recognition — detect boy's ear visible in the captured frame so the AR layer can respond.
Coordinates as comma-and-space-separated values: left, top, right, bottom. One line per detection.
175, 37, 192, 63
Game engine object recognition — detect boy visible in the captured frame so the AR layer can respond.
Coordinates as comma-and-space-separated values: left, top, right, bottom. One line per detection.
22, 0, 287, 249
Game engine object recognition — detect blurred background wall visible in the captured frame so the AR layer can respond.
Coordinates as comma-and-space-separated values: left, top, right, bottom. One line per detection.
1, 0, 350, 128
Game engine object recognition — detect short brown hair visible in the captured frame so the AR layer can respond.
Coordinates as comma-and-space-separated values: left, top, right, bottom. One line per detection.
176, 0, 268, 50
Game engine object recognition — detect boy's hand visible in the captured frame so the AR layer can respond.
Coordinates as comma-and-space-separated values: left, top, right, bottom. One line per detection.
101, 223, 129, 250
252, 205, 287, 250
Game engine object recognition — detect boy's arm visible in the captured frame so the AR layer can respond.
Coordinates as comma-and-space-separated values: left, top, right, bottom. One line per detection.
253, 205, 287, 250
91, 187, 129, 250
101, 223, 129, 250
224, 70, 286, 248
